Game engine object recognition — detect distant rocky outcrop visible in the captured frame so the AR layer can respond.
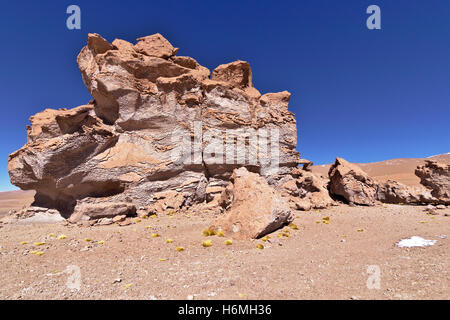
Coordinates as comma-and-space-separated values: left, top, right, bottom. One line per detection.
376, 180, 434, 204
8, 33, 300, 221
328, 157, 441, 205
415, 160, 450, 204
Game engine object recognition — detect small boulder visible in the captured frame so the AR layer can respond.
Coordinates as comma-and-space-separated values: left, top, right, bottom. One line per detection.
377, 180, 435, 204
291, 198, 312, 211
112, 215, 127, 223
149, 190, 186, 214
134, 33, 178, 59
69, 202, 136, 223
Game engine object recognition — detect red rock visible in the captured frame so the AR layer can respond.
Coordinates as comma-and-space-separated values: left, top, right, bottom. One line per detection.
68, 202, 136, 223
211, 60, 253, 88
87, 33, 116, 54
8, 32, 300, 222
134, 33, 178, 59
210, 167, 293, 239
415, 160, 450, 205
328, 157, 378, 206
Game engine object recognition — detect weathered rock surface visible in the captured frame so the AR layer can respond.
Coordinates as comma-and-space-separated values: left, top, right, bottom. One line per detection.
376, 180, 434, 204
68, 202, 136, 223
210, 167, 293, 239
278, 167, 334, 210
298, 158, 313, 171
135, 33, 179, 59
8, 33, 300, 220
415, 160, 450, 204
112, 214, 127, 223
328, 158, 379, 205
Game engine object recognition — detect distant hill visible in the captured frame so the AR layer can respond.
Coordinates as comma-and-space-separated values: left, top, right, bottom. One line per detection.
0, 190, 35, 217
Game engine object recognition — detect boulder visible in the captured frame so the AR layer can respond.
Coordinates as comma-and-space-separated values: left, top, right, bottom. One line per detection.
328, 157, 378, 205
8, 33, 300, 221
376, 180, 435, 204
68, 202, 136, 223
278, 168, 334, 210
415, 160, 450, 204
210, 167, 293, 239
148, 190, 187, 214
112, 215, 127, 223
424, 205, 438, 215
295, 170, 334, 209
290, 198, 312, 211
135, 33, 178, 58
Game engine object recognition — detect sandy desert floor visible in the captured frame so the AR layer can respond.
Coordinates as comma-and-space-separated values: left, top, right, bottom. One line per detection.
0, 204, 448, 300
0, 190, 34, 218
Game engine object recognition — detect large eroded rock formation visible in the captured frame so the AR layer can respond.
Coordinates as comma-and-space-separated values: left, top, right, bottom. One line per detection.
8, 33, 300, 220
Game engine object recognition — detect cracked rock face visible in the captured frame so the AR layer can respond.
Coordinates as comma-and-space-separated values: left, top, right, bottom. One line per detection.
278, 167, 335, 211
415, 160, 450, 204
376, 180, 435, 204
328, 157, 379, 206
8, 33, 299, 220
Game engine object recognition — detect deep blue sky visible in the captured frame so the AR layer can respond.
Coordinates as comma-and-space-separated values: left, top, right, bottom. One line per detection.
0, 0, 449, 191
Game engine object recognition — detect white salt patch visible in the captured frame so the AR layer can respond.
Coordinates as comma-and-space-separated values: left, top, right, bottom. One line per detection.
18, 211, 65, 224
396, 236, 437, 248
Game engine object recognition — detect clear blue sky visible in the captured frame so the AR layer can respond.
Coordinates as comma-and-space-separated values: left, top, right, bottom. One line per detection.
0, 0, 449, 191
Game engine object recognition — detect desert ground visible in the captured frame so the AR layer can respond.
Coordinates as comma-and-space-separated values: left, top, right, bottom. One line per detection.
0, 204, 448, 300
0, 190, 34, 218
0, 156, 448, 300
